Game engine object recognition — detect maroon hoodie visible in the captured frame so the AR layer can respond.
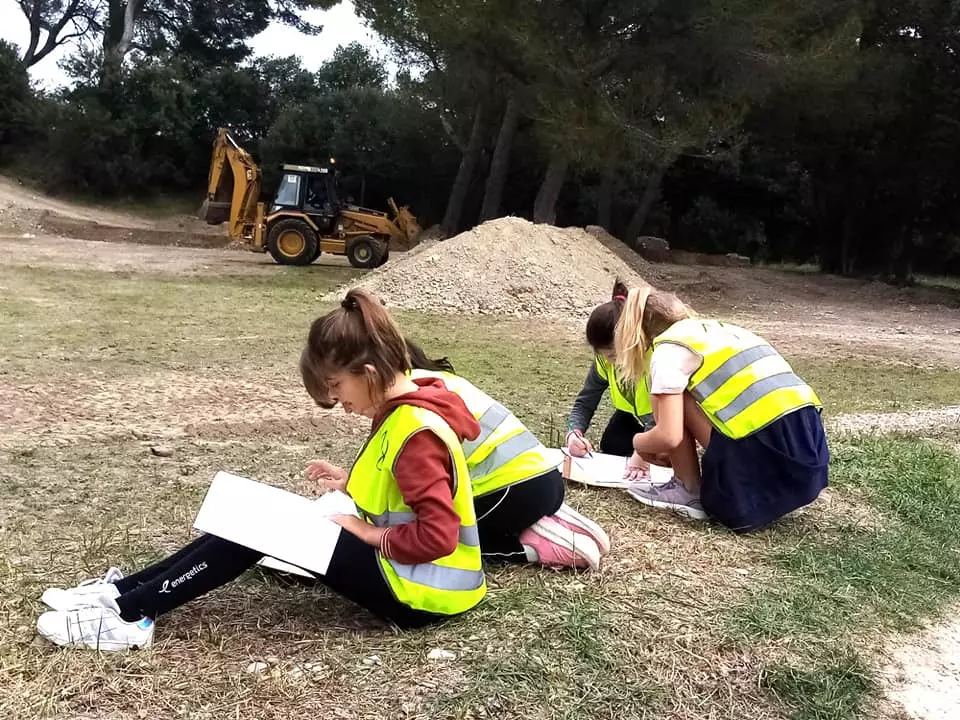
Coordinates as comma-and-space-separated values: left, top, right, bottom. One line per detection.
370, 378, 480, 565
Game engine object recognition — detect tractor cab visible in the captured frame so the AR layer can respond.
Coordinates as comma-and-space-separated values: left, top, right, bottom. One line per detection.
271, 164, 341, 234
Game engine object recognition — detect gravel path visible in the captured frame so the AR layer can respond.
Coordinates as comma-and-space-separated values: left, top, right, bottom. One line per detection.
828, 406, 960, 435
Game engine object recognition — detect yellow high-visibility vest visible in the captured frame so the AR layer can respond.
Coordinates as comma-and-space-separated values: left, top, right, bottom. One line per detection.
652, 318, 821, 439
346, 404, 486, 615
410, 369, 557, 497
594, 354, 655, 427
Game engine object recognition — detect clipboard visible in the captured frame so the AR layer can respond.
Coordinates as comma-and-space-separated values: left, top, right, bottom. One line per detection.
560, 450, 674, 489
193, 472, 355, 576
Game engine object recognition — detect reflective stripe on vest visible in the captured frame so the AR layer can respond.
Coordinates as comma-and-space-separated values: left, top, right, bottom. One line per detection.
346, 405, 486, 615
690, 344, 779, 402
410, 369, 558, 496
368, 509, 482, 547
462, 402, 511, 456
390, 562, 485, 592
653, 319, 821, 439
594, 355, 655, 426
470, 430, 542, 479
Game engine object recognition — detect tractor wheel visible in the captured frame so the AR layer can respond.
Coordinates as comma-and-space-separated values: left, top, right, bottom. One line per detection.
266, 218, 318, 266
309, 244, 322, 263
376, 247, 390, 267
346, 235, 387, 269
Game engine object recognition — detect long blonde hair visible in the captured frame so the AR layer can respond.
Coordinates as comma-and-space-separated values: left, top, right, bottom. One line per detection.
614, 286, 695, 383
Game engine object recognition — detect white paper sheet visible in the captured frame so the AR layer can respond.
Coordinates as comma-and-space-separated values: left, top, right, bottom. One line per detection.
193, 472, 350, 576
256, 490, 359, 578
559, 450, 674, 489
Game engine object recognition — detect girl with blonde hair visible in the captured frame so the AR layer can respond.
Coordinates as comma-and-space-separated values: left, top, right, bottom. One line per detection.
614, 287, 829, 531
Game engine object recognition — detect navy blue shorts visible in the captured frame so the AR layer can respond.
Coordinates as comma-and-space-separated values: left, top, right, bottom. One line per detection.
699, 405, 829, 533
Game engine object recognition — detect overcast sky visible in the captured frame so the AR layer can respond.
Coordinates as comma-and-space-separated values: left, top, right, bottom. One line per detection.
0, 1, 385, 89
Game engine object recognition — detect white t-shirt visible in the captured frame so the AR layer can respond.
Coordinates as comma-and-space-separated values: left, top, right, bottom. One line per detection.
648, 343, 701, 395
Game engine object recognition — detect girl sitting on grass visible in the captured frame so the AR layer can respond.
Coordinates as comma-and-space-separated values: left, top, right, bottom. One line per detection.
613, 286, 829, 531
301, 335, 609, 570
37, 289, 606, 652
37, 288, 488, 650
566, 279, 666, 480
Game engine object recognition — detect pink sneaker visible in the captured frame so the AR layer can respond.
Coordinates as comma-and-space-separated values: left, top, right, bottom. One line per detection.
551, 503, 611, 555
520, 516, 601, 571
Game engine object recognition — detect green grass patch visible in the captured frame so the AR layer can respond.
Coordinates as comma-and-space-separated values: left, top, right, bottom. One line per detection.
5, 260, 960, 719
916, 273, 960, 292
793, 359, 960, 415
0, 264, 360, 374
761, 649, 873, 720
89, 192, 204, 218
731, 436, 960, 642
728, 435, 960, 715
5, 266, 958, 423
431, 589, 660, 719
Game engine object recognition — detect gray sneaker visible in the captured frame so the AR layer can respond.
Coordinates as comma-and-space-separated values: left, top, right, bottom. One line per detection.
627, 478, 708, 520
623, 470, 674, 494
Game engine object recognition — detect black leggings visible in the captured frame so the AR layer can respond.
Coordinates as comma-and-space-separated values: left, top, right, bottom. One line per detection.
474, 469, 565, 562
114, 531, 444, 630
599, 410, 645, 456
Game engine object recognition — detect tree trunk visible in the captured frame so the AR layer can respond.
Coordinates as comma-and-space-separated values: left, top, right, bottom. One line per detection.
812, 182, 840, 273
533, 153, 568, 224
19, 1, 43, 66
888, 226, 914, 285
101, 0, 143, 86
479, 93, 520, 222
596, 154, 617, 230
624, 164, 667, 245
440, 101, 485, 237
840, 206, 857, 275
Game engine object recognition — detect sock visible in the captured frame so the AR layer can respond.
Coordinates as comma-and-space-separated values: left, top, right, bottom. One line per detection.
113, 577, 138, 594
115, 594, 146, 623
676, 478, 700, 495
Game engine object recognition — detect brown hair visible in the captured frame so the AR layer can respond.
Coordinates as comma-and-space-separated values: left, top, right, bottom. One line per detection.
300, 348, 336, 409
614, 286, 695, 383
300, 336, 455, 408
585, 279, 630, 351
302, 288, 410, 405
406, 339, 456, 373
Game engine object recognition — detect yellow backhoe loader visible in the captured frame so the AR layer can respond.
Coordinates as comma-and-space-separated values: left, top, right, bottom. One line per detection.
198, 128, 421, 267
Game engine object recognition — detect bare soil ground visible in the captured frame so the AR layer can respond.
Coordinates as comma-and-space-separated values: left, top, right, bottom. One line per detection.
1, 182, 959, 720
0, 176, 226, 248
3, 231, 959, 363
880, 611, 960, 720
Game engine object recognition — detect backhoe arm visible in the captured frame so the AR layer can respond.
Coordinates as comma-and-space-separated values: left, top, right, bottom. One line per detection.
198, 128, 263, 242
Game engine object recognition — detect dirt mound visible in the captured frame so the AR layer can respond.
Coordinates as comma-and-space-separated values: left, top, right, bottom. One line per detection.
585, 225, 661, 279
331, 217, 658, 318
417, 224, 446, 243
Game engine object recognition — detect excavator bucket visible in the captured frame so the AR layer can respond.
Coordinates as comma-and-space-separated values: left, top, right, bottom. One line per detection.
388, 198, 422, 247
197, 198, 231, 225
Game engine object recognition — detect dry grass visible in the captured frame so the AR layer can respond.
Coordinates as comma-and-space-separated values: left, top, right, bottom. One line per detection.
2, 261, 960, 719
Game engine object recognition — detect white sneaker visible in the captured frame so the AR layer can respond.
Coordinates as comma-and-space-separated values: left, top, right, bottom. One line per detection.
552, 503, 611, 555
37, 595, 154, 651
41, 567, 124, 611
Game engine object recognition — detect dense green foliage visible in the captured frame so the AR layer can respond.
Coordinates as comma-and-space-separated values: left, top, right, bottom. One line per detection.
4, 0, 960, 278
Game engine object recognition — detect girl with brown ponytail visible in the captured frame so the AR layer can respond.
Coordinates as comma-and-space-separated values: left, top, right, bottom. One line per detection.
566, 280, 660, 479
613, 287, 829, 532
302, 290, 607, 573
37, 290, 491, 652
